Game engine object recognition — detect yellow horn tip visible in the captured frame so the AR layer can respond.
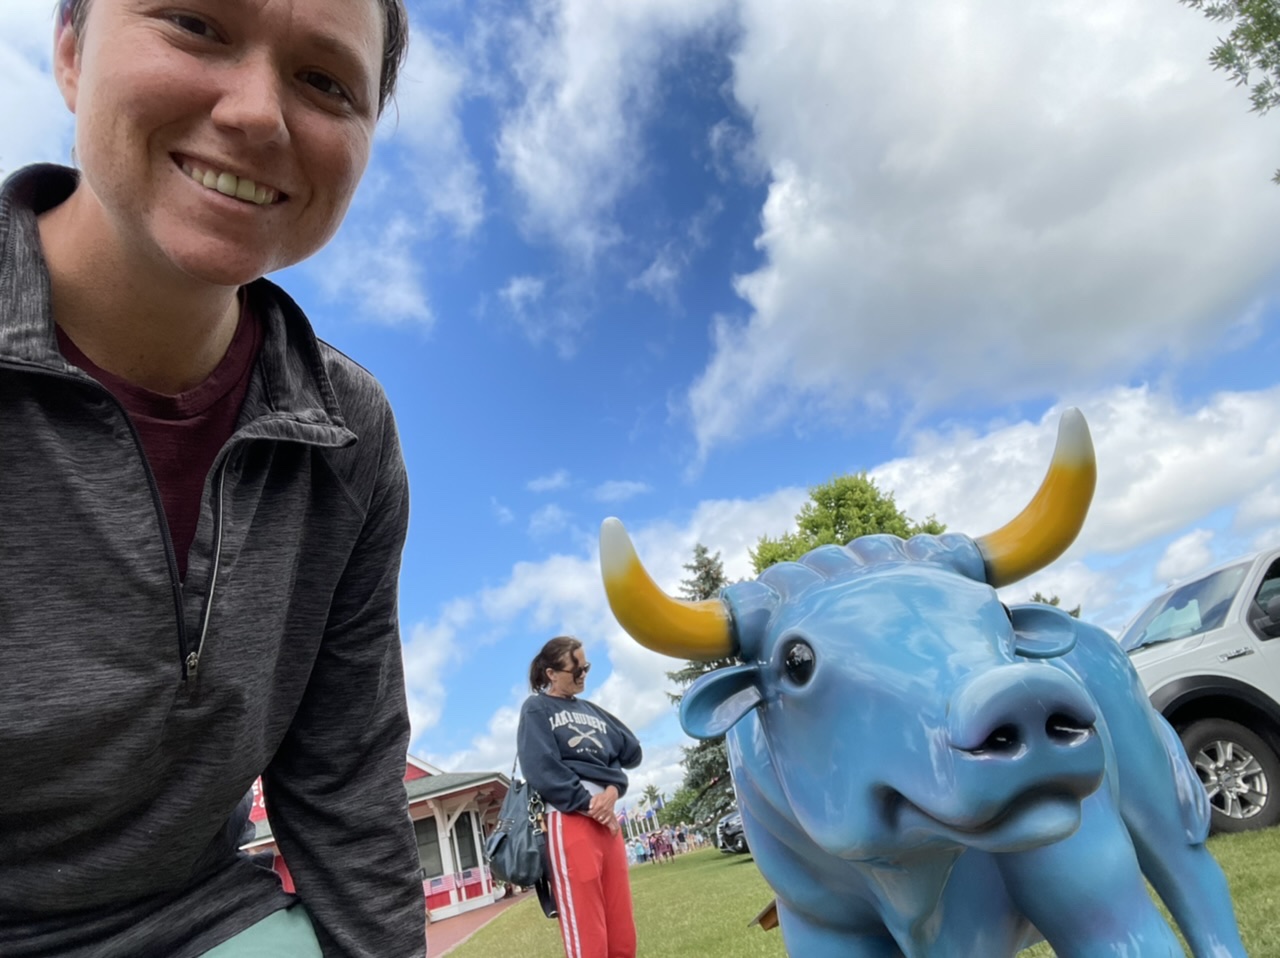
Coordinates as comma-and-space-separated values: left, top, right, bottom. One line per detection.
599, 518, 734, 660
977, 408, 1097, 588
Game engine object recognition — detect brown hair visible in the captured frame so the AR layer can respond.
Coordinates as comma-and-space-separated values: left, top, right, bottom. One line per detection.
56, 0, 410, 114
528, 636, 583, 693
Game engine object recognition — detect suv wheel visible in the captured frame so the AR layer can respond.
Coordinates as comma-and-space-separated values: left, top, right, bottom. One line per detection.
733, 834, 748, 854
1180, 718, 1280, 833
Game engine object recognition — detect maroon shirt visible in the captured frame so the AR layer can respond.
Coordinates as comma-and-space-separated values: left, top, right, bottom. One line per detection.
56, 301, 262, 579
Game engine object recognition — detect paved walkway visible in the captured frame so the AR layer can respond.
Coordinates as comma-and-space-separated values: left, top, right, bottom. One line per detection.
427, 889, 534, 956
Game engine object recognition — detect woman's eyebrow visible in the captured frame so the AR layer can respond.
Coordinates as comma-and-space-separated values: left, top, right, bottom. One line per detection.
302, 31, 377, 87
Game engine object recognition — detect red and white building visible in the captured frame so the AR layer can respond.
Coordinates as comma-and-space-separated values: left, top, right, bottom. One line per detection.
242, 755, 512, 922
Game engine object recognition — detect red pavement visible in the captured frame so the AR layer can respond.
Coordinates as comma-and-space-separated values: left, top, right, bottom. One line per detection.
426, 889, 535, 957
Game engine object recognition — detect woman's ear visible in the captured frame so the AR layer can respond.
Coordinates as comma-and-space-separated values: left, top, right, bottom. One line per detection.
53, 20, 82, 114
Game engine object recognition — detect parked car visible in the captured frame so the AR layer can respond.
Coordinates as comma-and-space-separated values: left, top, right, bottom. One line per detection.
716, 809, 748, 853
1122, 547, 1280, 833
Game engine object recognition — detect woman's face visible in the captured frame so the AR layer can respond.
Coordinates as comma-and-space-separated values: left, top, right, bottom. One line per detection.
545, 646, 589, 698
54, 0, 383, 287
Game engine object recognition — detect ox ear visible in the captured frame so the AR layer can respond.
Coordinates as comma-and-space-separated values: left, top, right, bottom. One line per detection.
1009, 603, 1078, 659
681, 665, 762, 739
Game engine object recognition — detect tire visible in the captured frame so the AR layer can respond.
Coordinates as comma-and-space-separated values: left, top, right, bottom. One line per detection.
1180, 718, 1280, 833
733, 834, 748, 854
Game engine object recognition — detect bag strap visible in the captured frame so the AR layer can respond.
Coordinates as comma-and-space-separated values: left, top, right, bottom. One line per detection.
533, 822, 557, 918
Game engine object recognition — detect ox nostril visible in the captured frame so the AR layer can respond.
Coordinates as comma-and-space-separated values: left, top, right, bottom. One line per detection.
1046, 712, 1093, 746
973, 724, 1021, 755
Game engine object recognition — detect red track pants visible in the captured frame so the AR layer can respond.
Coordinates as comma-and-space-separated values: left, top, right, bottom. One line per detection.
545, 810, 637, 958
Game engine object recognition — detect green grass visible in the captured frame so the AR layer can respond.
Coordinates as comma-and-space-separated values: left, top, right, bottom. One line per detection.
450, 830, 1280, 958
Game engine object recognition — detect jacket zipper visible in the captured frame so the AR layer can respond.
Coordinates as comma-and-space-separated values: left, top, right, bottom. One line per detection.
1, 361, 193, 674
186, 459, 229, 682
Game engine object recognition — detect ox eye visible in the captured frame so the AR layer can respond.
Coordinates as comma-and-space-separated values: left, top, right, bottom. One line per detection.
782, 639, 816, 686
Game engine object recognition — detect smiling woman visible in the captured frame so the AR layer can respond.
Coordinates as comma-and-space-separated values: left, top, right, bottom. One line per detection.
0, 0, 427, 957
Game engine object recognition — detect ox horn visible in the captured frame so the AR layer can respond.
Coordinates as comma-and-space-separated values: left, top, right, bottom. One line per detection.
975, 408, 1096, 588
599, 518, 736, 660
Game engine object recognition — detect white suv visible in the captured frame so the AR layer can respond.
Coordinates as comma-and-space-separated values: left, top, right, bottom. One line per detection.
1121, 548, 1280, 833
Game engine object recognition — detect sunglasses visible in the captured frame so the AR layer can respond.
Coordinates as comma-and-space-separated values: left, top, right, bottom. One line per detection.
552, 663, 591, 680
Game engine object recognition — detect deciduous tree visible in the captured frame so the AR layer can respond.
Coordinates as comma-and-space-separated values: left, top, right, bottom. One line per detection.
1182, 0, 1280, 182
752, 473, 945, 574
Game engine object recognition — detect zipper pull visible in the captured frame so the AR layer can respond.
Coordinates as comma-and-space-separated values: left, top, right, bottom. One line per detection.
186, 651, 200, 681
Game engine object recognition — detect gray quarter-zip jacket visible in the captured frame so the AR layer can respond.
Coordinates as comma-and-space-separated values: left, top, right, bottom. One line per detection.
0, 166, 426, 958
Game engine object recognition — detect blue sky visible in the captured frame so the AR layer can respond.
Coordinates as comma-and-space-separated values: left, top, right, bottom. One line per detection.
4, 0, 1280, 800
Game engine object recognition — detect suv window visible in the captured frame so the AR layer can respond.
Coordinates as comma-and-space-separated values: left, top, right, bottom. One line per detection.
1255, 560, 1280, 609
1120, 562, 1250, 651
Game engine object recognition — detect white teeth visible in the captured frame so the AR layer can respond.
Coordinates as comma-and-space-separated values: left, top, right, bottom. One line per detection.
181, 161, 278, 206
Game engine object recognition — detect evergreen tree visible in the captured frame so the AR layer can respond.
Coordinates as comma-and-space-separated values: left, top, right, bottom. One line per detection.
666, 543, 735, 703
666, 543, 738, 823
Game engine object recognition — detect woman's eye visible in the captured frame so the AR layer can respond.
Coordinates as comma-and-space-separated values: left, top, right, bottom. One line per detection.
302, 71, 350, 102
169, 14, 218, 39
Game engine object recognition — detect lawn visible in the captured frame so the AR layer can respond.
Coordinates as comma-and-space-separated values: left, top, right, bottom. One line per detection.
449, 830, 1280, 957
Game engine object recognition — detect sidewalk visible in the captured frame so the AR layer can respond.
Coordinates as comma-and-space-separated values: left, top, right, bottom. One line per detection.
427, 889, 534, 956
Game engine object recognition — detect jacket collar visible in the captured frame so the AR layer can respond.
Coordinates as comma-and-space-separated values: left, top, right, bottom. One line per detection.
0, 164, 354, 448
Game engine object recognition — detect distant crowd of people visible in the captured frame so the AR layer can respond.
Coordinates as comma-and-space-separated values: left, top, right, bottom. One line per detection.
625, 824, 706, 866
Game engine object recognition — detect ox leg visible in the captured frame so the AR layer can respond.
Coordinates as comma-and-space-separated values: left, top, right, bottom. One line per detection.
775, 902, 904, 958
994, 789, 1183, 958
1106, 709, 1246, 957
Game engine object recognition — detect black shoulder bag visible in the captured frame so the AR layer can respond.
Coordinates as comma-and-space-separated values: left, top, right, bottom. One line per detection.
484, 759, 557, 918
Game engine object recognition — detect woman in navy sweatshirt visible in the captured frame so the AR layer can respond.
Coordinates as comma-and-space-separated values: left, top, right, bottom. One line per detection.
518, 636, 643, 958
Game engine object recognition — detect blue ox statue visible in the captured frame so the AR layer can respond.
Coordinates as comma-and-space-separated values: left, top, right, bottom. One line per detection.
599, 410, 1245, 958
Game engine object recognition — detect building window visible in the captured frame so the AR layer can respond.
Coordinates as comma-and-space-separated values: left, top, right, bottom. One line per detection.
455, 811, 479, 870
414, 817, 443, 877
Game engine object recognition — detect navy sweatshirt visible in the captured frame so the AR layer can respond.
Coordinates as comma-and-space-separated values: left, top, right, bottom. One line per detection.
517, 693, 642, 813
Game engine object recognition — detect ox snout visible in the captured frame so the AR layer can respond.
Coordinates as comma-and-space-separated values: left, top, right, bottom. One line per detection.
949, 663, 1098, 772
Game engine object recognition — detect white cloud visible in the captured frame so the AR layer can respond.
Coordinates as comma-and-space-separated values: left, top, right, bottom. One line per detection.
495, 0, 734, 260
309, 217, 433, 326
527, 468, 571, 493
628, 197, 725, 310
0, 1, 73, 172
427, 703, 524, 775
1155, 529, 1217, 586
402, 599, 473, 741
497, 274, 584, 356
501, 274, 546, 313
620, 740, 691, 806
304, 27, 480, 328
875, 386, 1280, 559
1237, 481, 1280, 530
592, 480, 652, 503
528, 503, 571, 537
491, 497, 515, 524
381, 28, 484, 236
686, 0, 1280, 458
874, 385, 1280, 627
629, 247, 684, 309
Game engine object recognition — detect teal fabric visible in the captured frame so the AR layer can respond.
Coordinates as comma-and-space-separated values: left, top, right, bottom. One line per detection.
201, 906, 323, 957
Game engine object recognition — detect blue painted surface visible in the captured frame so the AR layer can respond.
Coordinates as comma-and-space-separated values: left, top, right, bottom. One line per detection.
681, 533, 1246, 958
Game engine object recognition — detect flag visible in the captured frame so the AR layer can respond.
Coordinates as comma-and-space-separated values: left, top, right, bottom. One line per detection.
616, 806, 628, 824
